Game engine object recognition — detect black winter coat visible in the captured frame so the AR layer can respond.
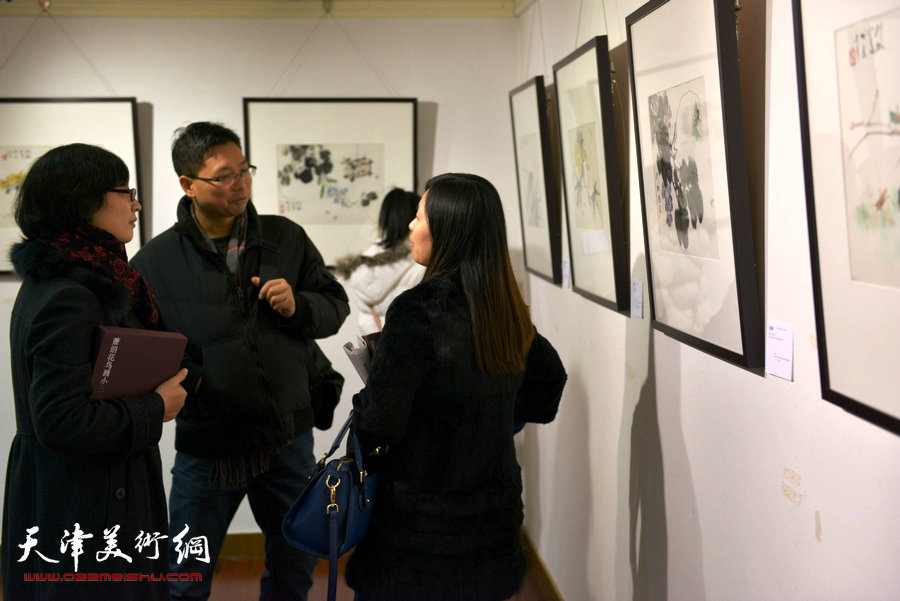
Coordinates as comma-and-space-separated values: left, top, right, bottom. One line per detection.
346, 273, 567, 601
2, 240, 168, 601
129, 198, 349, 458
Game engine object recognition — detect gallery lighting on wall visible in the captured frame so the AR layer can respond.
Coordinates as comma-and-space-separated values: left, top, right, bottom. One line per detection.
0, 0, 51, 8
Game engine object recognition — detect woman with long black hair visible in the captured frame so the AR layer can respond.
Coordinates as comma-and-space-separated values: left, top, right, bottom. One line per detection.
346, 173, 567, 601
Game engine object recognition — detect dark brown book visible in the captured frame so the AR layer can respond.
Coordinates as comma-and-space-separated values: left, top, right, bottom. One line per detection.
90, 325, 187, 401
361, 331, 380, 357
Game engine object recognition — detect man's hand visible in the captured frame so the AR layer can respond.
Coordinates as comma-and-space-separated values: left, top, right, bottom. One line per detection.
251, 276, 296, 318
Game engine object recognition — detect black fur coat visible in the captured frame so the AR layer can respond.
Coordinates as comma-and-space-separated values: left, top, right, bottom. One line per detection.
346, 273, 566, 601
1, 240, 168, 601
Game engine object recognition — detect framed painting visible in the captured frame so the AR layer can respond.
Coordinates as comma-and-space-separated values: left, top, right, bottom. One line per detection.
509, 76, 563, 285
553, 36, 629, 311
243, 98, 417, 266
0, 97, 143, 271
626, 0, 763, 368
793, 0, 900, 434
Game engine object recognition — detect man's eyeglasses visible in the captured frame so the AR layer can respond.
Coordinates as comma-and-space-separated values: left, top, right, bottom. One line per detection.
110, 187, 138, 202
189, 165, 257, 187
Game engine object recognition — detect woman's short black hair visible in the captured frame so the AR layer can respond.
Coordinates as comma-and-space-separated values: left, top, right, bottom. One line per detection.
171, 121, 242, 177
377, 187, 419, 249
13, 143, 129, 240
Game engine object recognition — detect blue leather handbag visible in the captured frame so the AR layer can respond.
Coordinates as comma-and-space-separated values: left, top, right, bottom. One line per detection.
282, 410, 377, 601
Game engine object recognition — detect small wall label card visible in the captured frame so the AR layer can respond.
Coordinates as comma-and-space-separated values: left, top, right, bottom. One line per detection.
632, 279, 644, 319
765, 320, 794, 382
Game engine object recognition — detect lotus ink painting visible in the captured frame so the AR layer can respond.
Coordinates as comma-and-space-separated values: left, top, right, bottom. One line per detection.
276, 143, 384, 225
648, 76, 719, 259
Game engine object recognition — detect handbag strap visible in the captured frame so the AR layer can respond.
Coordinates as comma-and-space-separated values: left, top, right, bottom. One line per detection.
320, 411, 376, 509
320, 412, 353, 463
320, 410, 369, 464
327, 509, 339, 601
350, 424, 375, 504
323, 410, 367, 601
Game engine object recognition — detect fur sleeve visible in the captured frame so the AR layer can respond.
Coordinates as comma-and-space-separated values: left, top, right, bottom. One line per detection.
352, 285, 436, 449
514, 330, 567, 424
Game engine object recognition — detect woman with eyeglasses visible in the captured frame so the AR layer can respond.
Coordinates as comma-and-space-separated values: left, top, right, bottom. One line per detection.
346, 173, 567, 601
1, 143, 187, 601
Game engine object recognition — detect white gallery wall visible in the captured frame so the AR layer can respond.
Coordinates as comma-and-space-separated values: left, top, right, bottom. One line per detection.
0, 7, 522, 562
512, 1, 900, 600
1, 1, 899, 600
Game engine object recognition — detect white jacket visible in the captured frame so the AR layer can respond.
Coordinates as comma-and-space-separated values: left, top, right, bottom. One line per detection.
340, 243, 425, 336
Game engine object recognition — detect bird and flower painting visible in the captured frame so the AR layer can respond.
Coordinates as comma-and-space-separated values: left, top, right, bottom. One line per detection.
834, 7, 899, 289
794, 0, 899, 434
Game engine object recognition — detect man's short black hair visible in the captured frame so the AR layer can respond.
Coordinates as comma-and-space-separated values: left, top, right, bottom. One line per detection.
171, 121, 242, 177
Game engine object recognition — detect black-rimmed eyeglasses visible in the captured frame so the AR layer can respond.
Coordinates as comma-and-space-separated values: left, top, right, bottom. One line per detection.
110, 187, 138, 202
189, 165, 257, 187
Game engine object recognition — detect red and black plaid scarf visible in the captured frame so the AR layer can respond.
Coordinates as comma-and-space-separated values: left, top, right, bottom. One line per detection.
39, 225, 160, 328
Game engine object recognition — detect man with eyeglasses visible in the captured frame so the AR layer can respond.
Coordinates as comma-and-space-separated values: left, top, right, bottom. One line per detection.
131, 121, 349, 601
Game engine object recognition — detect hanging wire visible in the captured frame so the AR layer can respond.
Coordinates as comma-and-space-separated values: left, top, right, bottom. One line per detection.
523, 2, 535, 79
329, 13, 398, 96
599, 0, 609, 37
47, 12, 118, 95
266, 14, 327, 96
575, 0, 584, 48
523, 0, 549, 79
268, 9, 398, 97
1, 11, 117, 95
607, 0, 626, 44
0, 13, 42, 75
535, 0, 549, 76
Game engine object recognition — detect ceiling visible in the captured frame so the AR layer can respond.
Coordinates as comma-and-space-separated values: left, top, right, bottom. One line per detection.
0, 0, 536, 18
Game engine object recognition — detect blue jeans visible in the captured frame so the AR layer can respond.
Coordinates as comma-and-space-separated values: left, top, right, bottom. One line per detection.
168, 431, 318, 601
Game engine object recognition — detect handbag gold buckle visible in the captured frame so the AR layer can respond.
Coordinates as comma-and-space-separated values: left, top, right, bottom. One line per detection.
326, 475, 341, 515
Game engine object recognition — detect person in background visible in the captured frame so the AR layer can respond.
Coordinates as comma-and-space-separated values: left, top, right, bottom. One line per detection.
345, 173, 567, 600
1, 143, 186, 601
130, 122, 349, 601
335, 187, 425, 335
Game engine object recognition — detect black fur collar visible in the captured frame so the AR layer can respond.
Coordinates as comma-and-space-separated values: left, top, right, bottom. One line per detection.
11, 239, 133, 322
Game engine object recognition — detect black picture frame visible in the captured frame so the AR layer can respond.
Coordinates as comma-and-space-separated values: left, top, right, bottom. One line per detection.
243, 97, 417, 266
793, 0, 900, 434
626, 0, 763, 368
553, 36, 630, 311
0, 97, 144, 271
509, 76, 563, 285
